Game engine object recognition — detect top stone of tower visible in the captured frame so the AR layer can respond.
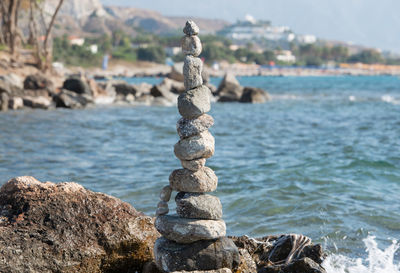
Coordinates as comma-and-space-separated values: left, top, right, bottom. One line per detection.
183, 20, 199, 36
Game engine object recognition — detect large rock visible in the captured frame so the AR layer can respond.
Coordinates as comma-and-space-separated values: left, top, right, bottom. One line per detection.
23, 73, 53, 91
0, 176, 160, 273
0, 74, 24, 96
169, 167, 218, 193
174, 130, 215, 161
177, 85, 211, 119
155, 215, 226, 244
183, 56, 203, 91
23, 96, 53, 109
113, 81, 137, 96
54, 89, 93, 109
175, 192, 222, 220
168, 63, 184, 82
180, 158, 206, 171
240, 87, 270, 104
217, 73, 243, 102
8, 97, 24, 110
63, 77, 92, 95
154, 237, 239, 272
151, 79, 179, 102
177, 114, 214, 139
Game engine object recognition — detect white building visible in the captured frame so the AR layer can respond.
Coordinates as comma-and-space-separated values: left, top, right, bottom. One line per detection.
297, 35, 317, 44
69, 36, 85, 46
276, 50, 296, 63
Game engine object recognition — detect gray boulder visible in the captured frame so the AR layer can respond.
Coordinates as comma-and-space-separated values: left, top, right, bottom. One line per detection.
0, 74, 24, 96
23, 96, 53, 109
183, 56, 203, 91
113, 81, 137, 96
180, 158, 206, 171
151, 79, 179, 102
8, 97, 24, 110
23, 73, 53, 91
240, 87, 270, 103
181, 35, 202, 57
154, 237, 239, 272
176, 192, 222, 220
217, 73, 243, 102
155, 215, 226, 244
54, 89, 93, 109
63, 77, 92, 95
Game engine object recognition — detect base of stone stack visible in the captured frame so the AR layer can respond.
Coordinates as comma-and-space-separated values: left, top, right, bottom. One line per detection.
154, 236, 240, 272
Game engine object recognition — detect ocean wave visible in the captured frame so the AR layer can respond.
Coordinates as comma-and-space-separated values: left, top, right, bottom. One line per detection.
323, 236, 400, 273
381, 95, 400, 105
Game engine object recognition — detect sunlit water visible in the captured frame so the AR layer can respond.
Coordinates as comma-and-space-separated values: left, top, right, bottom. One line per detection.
1, 76, 399, 271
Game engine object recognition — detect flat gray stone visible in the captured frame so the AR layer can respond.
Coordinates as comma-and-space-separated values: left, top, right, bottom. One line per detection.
176, 192, 222, 220
177, 114, 214, 139
154, 236, 239, 272
183, 56, 203, 91
181, 35, 202, 57
183, 20, 200, 36
180, 158, 206, 171
169, 167, 218, 193
174, 130, 214, 161
160, 185, 172, 202
155, 215, 226, 243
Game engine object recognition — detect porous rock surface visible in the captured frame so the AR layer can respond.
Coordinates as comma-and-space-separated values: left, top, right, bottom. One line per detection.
0, 176, 160, 273
183, 56, 203, 91
174, 130, 215, 161
176, 192, 222, 219
180, 158, 207, 171
177, 114, 214, 139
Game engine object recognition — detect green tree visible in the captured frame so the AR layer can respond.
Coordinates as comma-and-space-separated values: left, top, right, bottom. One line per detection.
137, 46, 166, 63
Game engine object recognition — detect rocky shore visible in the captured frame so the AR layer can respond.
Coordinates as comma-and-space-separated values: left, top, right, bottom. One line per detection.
0, 57, 270, 113
0, 176, 327, 273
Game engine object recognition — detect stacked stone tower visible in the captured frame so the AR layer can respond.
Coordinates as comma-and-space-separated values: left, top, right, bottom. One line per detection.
153, 21, 239, 272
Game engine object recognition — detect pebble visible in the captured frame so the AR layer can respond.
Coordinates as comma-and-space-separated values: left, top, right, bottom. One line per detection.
180, 158, 206, 171
174, 131, 214, 161
175, 192, 222, 220
183, 20, 200, 36
156, 207, 169, 216
155, 215, 226, 244
160, 185, 172, 202
177, 114, 214, 139
181, 35, 202, 57
169, 167, 218, 193
183, 56, 203, 91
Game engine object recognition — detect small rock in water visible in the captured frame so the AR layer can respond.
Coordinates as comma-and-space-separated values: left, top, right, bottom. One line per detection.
178, 85, 211, 119
180, 158, 206, 171
183, 56, 203, 91
240, 87, 270, 104
155, 215, 226, 243
154, 237, 239, 272
177, 114, 214, 139
175, 192, 222, 219
183, 20, 200, 36
159, 185, 172, 202
169, 167, 218, 193
181, 35, 202, 57
174, 130, 215, 161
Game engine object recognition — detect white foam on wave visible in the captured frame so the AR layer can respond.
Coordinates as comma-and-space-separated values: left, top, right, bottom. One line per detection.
381, 95, 400, 105
270, 94, 300, 100
323, 236, 400, 273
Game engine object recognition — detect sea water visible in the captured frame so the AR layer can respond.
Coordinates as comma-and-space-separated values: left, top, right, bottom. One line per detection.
0, 75, 399, 271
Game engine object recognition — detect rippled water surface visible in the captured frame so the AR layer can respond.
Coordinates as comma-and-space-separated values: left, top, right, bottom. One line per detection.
1, 76, 399, 265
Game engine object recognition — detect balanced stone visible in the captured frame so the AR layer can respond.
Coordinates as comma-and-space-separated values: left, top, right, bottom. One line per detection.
160, 185, 172, 202
177, 114, 214, 139
155, 215, 226, 243
183, 56, 203, 91
156, 207, 169, 216
169, 167, 218, 193
178, 85, 211, 119
183, 20, 200, 36
154, 237, 240, 272
174, 130, 214, 161
176, 192, 222, 220
181, 35, 202, 57
180, 158, 206, 171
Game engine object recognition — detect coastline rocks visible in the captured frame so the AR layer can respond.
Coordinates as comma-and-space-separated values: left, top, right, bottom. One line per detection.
183, 56, 203, 91
155, 215, 226, 243
0, 176, 160, 273
151, 79, 179, 102
217, 73, 243, 102
22, 96, 53, 109
54, 89, 93, 109
183, 20, 200, 36
177, 114, 214, 139
23, 73, 53, 91
178, 85, 211, 119
113, 81, 137, 96
0, 92, 9, 111
181, 158, 206, 171
8, 96, 24, 110
63, 77, 92, 95
181, 35, 202, 57
169, 167, 218, 193
176, 192, 222, 220
240, 87, 270, 104
154, 237, 239, 272
174, 130, 215, 161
